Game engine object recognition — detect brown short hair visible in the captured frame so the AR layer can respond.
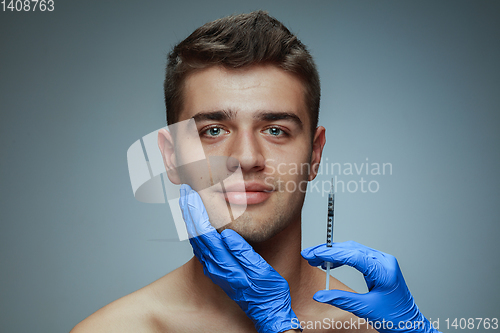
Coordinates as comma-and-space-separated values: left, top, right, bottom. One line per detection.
164, 10, 320, 134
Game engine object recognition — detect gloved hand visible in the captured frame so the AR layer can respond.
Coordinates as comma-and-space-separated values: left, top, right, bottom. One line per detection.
301, 241, 440, 333
179, 184, 300, 333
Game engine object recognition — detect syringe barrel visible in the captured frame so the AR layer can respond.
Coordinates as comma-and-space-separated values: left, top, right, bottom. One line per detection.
326, 192, 334, 247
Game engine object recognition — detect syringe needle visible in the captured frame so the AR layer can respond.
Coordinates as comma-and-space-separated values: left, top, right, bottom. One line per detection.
326, 262, 331, 290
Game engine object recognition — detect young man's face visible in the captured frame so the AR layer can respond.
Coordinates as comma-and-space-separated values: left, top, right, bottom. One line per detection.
167, 65, 325, 243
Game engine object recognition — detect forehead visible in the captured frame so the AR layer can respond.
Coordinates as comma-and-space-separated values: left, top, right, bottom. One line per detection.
180, 65, 308, 124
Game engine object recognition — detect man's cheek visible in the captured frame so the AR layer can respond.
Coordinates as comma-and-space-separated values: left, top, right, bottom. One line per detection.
175, 159, 213, 192
197, 188, 232, 229
264, 159, 275, 175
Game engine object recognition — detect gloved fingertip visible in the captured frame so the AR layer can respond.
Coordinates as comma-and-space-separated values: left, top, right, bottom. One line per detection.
179, 184, 186, 196
221, 229, 245, 249
312, 290, 332, 303
301, 248, 313, 259
181, 183, 192, 191
220, 228, 237, 238
301, 243, 329, 259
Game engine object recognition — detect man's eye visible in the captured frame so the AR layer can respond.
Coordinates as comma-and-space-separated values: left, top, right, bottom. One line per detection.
202, 126, 226, 137
264, 127, 286, 136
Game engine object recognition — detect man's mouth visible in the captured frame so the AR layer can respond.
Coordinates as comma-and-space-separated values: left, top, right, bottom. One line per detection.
219, 182, 274, 205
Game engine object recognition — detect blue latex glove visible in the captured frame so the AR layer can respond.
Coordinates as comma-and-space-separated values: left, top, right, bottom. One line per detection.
179, 184, 300, 333
301, 241, 440, 333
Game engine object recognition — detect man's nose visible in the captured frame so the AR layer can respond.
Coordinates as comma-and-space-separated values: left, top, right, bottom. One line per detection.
227, 130, 265, 173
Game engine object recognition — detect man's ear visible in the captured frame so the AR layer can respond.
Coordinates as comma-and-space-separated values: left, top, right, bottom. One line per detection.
158, 128, 181, 184
309, 126, 326, 181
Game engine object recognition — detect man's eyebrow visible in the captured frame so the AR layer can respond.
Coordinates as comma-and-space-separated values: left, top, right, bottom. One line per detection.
192, 109, 237, 122
191, 110, 303, 129
255, 111, 303, 129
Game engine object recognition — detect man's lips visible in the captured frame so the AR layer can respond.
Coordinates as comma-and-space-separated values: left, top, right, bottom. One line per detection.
218, 182, 274, 205
223, 191, 272, 205
223, 182, 274, 192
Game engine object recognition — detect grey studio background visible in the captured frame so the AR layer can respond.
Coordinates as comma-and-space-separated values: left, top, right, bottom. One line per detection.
1, 1, 499, 332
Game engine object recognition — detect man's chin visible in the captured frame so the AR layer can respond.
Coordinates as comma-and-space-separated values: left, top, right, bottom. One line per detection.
218, 229, 268, 244
216, 218, 284, 244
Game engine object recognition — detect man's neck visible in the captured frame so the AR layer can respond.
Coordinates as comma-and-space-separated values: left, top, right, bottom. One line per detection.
249, 216, 303, 293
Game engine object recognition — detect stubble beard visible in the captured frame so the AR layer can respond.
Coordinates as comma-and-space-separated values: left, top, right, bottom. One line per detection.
217, 182, 306, 243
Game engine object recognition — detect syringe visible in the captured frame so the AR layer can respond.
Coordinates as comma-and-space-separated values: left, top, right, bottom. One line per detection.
325, 180, 334, 290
